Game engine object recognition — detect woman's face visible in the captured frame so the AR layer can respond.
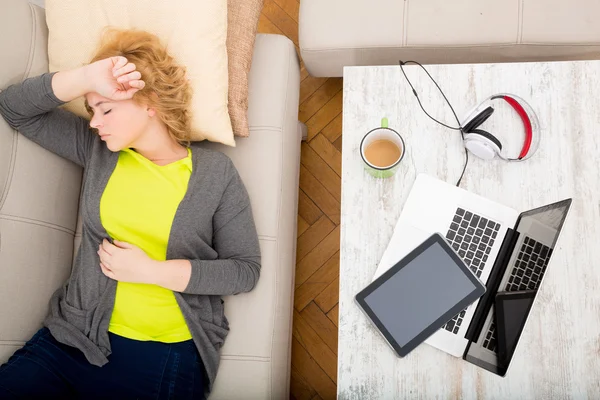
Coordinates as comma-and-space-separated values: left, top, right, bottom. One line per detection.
85, 92, 152, 152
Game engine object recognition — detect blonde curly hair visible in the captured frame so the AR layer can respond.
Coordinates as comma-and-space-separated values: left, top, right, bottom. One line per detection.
86, 28, 193, 146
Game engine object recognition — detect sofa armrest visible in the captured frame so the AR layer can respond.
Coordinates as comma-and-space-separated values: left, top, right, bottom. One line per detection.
198, 34, 302, 399
246, 34, 302, 399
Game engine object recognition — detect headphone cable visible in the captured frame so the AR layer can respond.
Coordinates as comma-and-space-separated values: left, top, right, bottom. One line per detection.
399, 60, 469, 187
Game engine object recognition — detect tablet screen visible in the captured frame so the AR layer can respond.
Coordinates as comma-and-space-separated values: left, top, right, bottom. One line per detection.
499, 296, 534, 355
363, 241, 479, 348
495, 291, 536, 366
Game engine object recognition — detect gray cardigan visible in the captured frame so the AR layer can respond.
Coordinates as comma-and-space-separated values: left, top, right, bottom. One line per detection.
0, 72, 261, 392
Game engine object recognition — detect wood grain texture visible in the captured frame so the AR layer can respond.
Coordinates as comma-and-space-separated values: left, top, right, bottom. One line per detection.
291, 365, 318, 400
297, 215, 310, 237
327, 304, 339, 327
306, 90, 344, 140
300, 165, 341, 225
257, 13, 284, 35
321, 112, 343, 143
333, 136, 343, 153
296, 226, 341, 286
273, 0, 300, 22
301, 302, 339, 355
295, 251, 340, 310
301, 76, 329, 104
309, 134, 342, 177
297, 215, 336, 261
301, 142, 342, 202
298, 189, 323, 225
261, 0, 299, 47
300, 79, 344, 122
314, 276, 339, 314
293, 310, 338, 383
292, 336, 337, 400
339, 62, 600, 399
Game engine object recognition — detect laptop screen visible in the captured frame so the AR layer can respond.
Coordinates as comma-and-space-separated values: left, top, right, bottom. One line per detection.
516, 200, 572, 247
464, 198, 571, 376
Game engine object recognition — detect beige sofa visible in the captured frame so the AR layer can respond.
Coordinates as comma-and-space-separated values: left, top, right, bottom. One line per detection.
0, 1, 301, 398
299, 0, 600, 77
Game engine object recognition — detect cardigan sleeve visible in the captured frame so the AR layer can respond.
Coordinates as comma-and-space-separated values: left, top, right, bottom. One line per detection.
0, 72, 95, 167
182, 159, 261, 295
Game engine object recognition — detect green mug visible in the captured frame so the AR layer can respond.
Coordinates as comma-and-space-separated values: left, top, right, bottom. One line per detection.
360, 118, 406, 178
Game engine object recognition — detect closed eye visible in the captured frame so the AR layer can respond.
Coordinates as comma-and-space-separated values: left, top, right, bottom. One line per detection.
104, 110, 112, 115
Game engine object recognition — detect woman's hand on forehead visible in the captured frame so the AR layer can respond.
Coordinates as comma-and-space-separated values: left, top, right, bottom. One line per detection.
84, 56, 145, 101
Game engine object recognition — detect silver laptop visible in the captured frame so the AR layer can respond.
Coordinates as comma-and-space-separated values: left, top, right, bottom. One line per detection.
373, 173, 571, 375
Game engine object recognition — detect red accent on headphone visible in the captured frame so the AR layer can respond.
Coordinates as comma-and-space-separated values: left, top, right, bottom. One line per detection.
500, 96, 533, 159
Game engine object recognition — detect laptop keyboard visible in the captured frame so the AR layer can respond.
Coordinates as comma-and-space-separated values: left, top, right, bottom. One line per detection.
482, 236, 553, 352
505, 237, 552, 292
442, 207, 501, 334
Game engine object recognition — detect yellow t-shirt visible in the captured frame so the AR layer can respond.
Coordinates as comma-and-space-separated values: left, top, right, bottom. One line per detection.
100, 147, 193, 342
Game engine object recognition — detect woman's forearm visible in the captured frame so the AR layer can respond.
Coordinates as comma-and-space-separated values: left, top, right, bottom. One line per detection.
153, 259, 192, 292
51, 67, 94, 102
0, 73, 95, 167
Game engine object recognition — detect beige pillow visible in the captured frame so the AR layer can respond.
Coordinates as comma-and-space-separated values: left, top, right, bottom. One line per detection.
227, 0, 264, 137
45, 0, 235, 147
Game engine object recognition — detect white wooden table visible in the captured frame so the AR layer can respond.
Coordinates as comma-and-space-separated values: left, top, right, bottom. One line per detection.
339, 61, 600, 399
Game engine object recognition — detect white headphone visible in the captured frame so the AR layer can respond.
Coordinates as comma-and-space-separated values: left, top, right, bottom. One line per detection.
461, 94, 540, 161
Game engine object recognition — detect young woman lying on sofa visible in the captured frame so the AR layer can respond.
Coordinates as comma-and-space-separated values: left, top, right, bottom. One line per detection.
0, 28, 260, 400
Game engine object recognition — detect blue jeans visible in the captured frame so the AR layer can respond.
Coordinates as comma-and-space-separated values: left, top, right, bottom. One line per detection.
0, 327, 206, 399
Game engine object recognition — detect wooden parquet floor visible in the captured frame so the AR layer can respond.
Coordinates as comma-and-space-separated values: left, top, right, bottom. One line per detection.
258, 1, 342, 399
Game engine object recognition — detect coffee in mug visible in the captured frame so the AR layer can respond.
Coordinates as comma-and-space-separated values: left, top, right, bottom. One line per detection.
360, 118, 405, 178
364, 139, 402, 168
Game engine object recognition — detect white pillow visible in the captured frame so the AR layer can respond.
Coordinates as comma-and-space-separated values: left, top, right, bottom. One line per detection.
45, 0, 235, 147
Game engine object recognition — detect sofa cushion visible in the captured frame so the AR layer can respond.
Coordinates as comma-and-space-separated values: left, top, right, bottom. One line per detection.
406, 0, 519, 46
299, 0, 600, 77
45, 0, 234, 146
522, 0, 600, 43
227, 0, 264, 138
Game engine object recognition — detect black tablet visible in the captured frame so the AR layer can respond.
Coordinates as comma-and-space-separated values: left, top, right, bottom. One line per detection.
495, 290, 537, 370
355, 233, 486, 357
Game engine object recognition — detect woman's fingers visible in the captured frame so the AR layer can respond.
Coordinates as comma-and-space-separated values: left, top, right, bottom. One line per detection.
110, 56, 128, 71
98, 246, 112, 267
116, 71, 141, 84
111, 87, 142, 101
101, 238, 117, 254
97, 250, 106, 265
129, 80, 145, 89
111, 56, 127, 69
113, 62, 136, 79
100, 262, 115, 279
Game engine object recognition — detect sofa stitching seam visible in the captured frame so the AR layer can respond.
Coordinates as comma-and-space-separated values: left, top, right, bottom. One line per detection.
403, 0, 410, 47
301, 42, 600, 52
0, 214, 76, 235
518, 0, 524, 44
258, 236, 277, 241
248, 126, 284, 131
